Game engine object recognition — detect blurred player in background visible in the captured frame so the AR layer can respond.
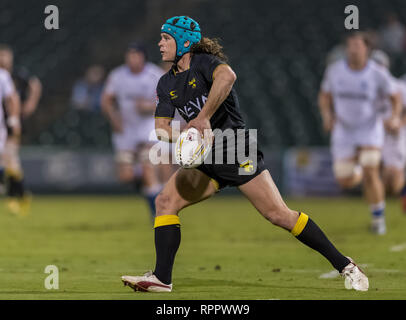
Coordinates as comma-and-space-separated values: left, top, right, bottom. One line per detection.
101, 42, 165, 219
0, 44, 42, 215
371, 49, 406, 212
319, 32, 402, 235
0, 59, 21, 200
121, 16, 369, 293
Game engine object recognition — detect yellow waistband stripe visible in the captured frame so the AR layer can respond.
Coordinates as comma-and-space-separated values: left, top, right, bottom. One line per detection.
154, 215, 180, 228
291, 212, 309, 236
210, 178, 220, 192
5, 168, 24, 180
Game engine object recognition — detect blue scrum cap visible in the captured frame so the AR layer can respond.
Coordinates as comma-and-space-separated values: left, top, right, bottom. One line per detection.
161, 16, 201, 59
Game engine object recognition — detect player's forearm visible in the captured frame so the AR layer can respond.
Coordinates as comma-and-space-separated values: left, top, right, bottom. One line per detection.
155, 118, 179, 143
103, 106, 119, 124
22, 96, 40, 118
5, 93, 21, 137
318, 92, 332, 117
155, 118, 173, 142
199, 68, 236, 120
6, 93, 21, 118
23, 77, 42, 118
101, 95, 120, 126
137, 99, 156, 115
389, 93, 402, 119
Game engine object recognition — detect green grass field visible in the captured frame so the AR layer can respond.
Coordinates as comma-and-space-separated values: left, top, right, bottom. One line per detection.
0, 195, 405, 300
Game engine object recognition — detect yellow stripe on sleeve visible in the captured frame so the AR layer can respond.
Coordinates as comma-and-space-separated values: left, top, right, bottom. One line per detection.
291, 212, 309, 236
154, 116, 174, 119
154, 215, 180, 228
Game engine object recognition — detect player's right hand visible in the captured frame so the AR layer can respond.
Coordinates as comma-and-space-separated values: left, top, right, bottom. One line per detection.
322, 113, 334, 133
7, 115, 21, 138
112, 120, 123, 133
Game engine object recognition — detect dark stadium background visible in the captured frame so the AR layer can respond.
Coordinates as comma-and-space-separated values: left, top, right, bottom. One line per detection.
2, 0, 406, 194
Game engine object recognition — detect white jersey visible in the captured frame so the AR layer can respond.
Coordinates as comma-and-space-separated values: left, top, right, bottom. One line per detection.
104, 63, 164, 129
382, 80, 406, 169
0, 68, 15, 127
0, 68, 14, 153
321, 59, 398, 128
376, 76, 406, 120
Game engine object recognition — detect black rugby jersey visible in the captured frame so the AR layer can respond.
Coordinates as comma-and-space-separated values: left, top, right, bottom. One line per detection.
2, 66, 32, 132
13, 66, 31, 102
155, 53, 245, 131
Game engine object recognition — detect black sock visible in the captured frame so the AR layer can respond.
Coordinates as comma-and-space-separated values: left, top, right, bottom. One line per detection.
153, 224, 181, 284
294, 213, 350, 272
0, 168, 4, 185
401, 184, 406, 196
6, 176, 25, 198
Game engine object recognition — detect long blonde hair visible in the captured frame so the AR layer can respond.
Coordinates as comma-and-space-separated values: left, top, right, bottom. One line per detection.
191, 37, 228, 62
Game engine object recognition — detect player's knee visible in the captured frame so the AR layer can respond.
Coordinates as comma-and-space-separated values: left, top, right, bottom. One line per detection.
333, 160, 360, 189
155, 192, 180, 216
333, 160, 355, 180
359, 149, 381, 168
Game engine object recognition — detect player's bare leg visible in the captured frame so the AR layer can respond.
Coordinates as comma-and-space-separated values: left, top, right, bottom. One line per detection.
383, 166, 406, 213
383, 166, 405, 196
117, 163, 134, 184
138, 144, 164, 219
0, 156, 4, 195
4, 137, 31, 216
122, 168, 218, 292
238, 169, 369, 291
140, 161, 161, 219
359, 147, 386, 234
158, 162, 176, 183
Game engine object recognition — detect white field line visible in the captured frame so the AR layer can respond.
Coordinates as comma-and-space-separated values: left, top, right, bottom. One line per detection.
390, 243, 406, 252
319, 270, 339, 279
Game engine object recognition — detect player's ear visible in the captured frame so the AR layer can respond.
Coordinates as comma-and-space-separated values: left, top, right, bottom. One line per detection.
184, 40, 190, 48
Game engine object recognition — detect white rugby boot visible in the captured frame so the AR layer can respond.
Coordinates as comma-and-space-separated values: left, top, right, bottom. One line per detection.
341, 257, 369, 291
370, 216, 386, 235
121, 271, 172, 292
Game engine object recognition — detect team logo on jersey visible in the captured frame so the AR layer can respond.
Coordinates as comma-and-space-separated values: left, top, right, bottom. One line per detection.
239, 160, 254, 173
170, 90, 178, 100
188, 78, 197, 88
178, 94, 208, 119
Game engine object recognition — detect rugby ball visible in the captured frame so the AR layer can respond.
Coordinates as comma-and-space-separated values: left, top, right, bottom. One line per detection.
175, 127, 212, 169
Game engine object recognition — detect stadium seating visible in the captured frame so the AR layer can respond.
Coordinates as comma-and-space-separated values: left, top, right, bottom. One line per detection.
2, 0, 406, 149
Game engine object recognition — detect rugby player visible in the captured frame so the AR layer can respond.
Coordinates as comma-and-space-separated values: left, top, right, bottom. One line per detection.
101, 42, 165, 219
121, 16, 369, 292
0, 61, 21, 201
0, 44, 41, 215
370, 50, 406, 213
319, 32, 402, 235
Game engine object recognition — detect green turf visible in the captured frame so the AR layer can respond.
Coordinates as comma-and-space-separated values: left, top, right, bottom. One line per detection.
0, 195, 405, 300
